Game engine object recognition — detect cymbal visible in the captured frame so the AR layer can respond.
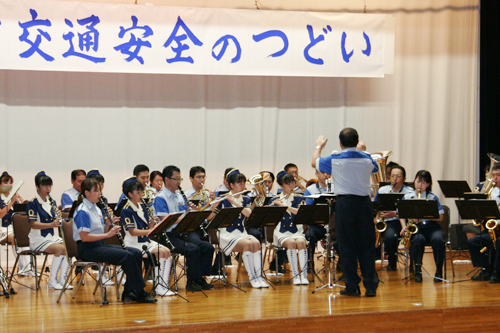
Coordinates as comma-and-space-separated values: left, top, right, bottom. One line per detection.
0, 185, 12, 194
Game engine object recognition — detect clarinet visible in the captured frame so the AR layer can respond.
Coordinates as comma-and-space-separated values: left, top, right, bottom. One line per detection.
48, 194, 64, 235
99, 195, 127, 250
178, 186, 209, 238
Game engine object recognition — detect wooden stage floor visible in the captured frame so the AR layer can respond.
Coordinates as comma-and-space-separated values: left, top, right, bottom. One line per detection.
2, 250, 500, 333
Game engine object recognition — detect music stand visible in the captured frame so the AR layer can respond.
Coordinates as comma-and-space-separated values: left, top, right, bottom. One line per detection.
113, 199, 128, 217
205, 208, 246, 292
438, 180, 471, 200
144, 213, 188, 302
245, 206, 287, 285
455, 199, 500, 281
397, 199, 444, 282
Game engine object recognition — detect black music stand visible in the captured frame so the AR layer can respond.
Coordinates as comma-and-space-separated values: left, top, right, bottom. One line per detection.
438, 180, 472, 200
456, 199, 500, 281
205, 208, 246, 292
245, 206, 287, 286
146, 213, 188, 302
397, 199, 444, 282
291, 204, 330, 285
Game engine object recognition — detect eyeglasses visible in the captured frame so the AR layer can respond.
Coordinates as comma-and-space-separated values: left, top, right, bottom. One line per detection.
194, 175, 206, 179
169, 177, 183, 182
391, 175, 403, 179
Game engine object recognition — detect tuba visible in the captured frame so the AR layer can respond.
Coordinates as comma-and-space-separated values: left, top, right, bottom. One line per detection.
370, 151, 392, 194
480, 153, 500, 194
247, 173, 270, 207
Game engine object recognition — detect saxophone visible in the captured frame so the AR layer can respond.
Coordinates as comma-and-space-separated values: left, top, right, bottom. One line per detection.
401, 188, 421, 248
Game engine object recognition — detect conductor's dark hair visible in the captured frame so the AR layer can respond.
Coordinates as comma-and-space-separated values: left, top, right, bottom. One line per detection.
163, 165, 180, 180
284, 163, 298, 172
228, 173, 246, 186
260, 171, 275, 183
277, 173, 295, 186
390, 165, 406, 179
414, 170, 433, 193
339, 128, 359, 148
150, 171, 162, 183
87, 173, 105, 184
35, 175, 53, 187
71, 169, 86, 181
190, 166, 206, 178
125, 181, 144, 198
133, 164, 149, 177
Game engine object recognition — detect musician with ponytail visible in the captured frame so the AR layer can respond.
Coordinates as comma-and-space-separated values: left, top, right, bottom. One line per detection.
73, 178, 156, 303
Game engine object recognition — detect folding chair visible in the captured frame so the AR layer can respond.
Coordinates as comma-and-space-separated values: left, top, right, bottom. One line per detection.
8, 213, 49, 291
57, 219, 109, 303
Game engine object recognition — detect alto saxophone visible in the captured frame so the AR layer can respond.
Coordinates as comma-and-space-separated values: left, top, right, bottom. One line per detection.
401, 188, 421, 248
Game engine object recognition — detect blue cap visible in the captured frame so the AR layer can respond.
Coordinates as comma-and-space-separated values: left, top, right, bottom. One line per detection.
225, 168, 240, 182
276, 170, 287, 183
122, 176, 138, 195
35, 171, 46, 178
1, 171, 9, 178
87, 169, 100, 177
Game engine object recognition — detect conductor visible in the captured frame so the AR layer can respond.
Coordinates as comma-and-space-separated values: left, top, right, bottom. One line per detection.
312, 128, 379, 297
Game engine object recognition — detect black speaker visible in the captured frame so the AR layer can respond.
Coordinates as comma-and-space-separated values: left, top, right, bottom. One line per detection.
450, 224, 469, 250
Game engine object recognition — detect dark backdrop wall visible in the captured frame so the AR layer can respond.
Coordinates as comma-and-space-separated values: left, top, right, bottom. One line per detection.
480, 0, 500, 179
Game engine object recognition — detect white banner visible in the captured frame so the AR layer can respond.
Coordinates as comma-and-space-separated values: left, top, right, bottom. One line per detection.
0, 0, 390, 77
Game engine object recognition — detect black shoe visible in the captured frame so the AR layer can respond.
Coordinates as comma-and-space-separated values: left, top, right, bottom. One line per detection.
386, 265, 397, 272
197, 278, 214, 290
414, 272, 422, 282
137, 291, 157, 304
340, 286, 360, 297
434, 271, 443, 283
121, 291, 137, 302
489, 271, 500, 284
365, 290, 376, 297
186, 280, 203, 292
472, 270, 491, 281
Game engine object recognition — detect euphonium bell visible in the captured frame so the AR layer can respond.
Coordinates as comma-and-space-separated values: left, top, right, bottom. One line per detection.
247, 173, 270, 207
374, 212, 387, 247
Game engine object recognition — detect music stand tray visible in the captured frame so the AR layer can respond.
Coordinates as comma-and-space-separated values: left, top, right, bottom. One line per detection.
171, 211, 211, 234
373, 193, 405, 213
294, 205, 330, 226
438, 180, 472, 199
397, 199, 440, 220
245, 206, 287, 229
148, 213, 183, 243
463, 193, 488, 200
455, 200, 500, 221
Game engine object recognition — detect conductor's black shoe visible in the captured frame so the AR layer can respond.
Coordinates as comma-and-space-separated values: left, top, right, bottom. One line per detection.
137, 292, 157, 304
434, 271, 443, 283
197, 278, 214, 290
340, 287, 360, 297
489, 271, 500, 284
121, 291, 137, 302
471, 270, 490, 281
365, 290, 377, 297
414, 272, 422, 282
186, 280, 203, 292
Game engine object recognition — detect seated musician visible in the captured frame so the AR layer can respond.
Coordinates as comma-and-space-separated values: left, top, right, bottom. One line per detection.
271, 171, 309, 285
27, 171, 72, 290
0, 172, 27, 276
117, 164, 150, 206
153, 165, 214, 292
212, 169, 267, 288
468, 163, 500, 281
149, 171, 164, 194
402, 170, 445, 282
246, 171, 276, 243
463, 164, 491, 239
73, 178, 156, 303
214, 167, 234, 196
373, 165, 413, 271
283, 163, 306, 194
61, 169, 86, 210
303, 170, 331, 263
121, 177, 175, 296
